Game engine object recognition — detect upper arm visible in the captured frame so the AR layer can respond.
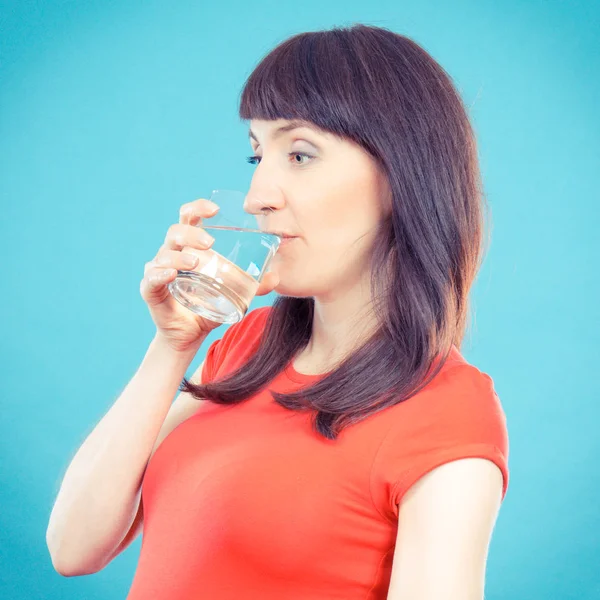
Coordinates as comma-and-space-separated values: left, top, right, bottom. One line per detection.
386, 458, 504, 600
105, 358, 207, 563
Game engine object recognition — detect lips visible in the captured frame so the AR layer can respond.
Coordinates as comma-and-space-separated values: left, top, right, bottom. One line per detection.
277, 236, 297, 248
267, 231, 297, 239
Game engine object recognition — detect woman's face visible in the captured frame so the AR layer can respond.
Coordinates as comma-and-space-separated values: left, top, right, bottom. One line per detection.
244, 118, 391, 300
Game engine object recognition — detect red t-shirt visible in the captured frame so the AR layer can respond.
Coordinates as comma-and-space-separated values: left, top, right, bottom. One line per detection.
127, 306, 509, 599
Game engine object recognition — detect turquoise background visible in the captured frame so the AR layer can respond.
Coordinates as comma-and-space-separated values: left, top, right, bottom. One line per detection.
1, 1, 598, 598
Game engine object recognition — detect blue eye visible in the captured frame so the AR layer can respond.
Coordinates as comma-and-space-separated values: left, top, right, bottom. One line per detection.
246, 152, 314, 166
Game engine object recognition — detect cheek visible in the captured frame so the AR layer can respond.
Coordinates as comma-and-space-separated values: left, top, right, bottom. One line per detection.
311, 187, 382, 248
271, 231, 371, 296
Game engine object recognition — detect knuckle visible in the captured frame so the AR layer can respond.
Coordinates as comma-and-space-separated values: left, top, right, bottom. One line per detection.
167, 225, 185, 247
180, 204, 192, 220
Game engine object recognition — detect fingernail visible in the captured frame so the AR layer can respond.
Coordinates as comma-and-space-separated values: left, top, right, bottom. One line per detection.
182, 253, 198, 267
198, 231, 214, 246
207, 201, 219, 213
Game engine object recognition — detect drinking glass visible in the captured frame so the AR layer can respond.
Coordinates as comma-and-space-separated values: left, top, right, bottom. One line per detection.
168, 189, 281, 324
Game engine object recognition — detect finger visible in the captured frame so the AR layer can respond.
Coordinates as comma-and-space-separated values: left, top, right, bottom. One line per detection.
179, 199, 220, 226
151, 249, 200, 271
164, 223, 215, 251
140, 267, 177, 301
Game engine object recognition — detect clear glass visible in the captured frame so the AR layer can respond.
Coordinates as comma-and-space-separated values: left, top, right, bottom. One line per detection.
167, 189, 281, 324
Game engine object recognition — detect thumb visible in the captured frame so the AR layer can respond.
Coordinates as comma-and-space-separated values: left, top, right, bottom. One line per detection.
255, 270, 280, 296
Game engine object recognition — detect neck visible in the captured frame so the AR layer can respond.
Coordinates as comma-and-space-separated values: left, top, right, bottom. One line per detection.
299, 281, 380, 371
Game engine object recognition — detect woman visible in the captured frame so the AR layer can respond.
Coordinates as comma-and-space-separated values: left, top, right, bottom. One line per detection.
47, 24, 509, 599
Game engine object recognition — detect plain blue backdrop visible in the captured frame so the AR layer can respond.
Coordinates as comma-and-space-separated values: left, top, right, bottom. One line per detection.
1, 1, 598, 598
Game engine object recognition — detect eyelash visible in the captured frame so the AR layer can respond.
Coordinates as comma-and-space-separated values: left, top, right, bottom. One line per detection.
246, 152, 314, 166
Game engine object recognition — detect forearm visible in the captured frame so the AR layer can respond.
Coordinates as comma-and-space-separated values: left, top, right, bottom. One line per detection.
46, 333, 206, 573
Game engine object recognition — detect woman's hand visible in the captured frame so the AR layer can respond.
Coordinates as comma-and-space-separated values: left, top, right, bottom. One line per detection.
140, 199, 279, 353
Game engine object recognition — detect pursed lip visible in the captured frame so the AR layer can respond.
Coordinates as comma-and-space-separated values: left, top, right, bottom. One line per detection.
265, 231, 298, 239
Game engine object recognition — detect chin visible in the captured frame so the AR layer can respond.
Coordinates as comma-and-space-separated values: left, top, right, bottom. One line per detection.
272, 279, 315, 298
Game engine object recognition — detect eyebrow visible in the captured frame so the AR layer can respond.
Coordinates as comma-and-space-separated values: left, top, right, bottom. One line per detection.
248, 120, 321, 143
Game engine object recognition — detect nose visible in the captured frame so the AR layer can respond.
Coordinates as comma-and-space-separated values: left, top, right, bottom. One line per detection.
243, 188, 284, 216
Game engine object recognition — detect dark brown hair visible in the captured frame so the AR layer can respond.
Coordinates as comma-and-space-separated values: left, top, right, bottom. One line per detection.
180, 24, 490, 440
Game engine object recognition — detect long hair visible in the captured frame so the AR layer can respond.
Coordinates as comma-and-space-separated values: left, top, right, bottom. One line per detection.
180, 24, 490, 440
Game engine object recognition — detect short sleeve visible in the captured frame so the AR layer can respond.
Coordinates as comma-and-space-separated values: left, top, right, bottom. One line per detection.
200, 336, 221, 384
370, 363, 509, 522
200, 306, 271, 384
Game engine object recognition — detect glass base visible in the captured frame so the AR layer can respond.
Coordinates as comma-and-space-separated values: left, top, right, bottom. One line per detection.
168, 271, 246, 324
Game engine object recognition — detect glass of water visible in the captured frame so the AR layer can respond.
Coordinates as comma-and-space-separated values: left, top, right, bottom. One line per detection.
168, 189, 281, 324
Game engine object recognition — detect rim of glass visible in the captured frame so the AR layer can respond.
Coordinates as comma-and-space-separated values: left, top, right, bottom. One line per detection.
205, 189, 277, 236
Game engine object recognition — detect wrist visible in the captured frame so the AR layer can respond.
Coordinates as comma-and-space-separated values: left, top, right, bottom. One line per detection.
151, 333, 205, 359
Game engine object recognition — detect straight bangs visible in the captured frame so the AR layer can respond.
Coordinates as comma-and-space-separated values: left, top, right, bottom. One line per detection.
238, 31, 375, 156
